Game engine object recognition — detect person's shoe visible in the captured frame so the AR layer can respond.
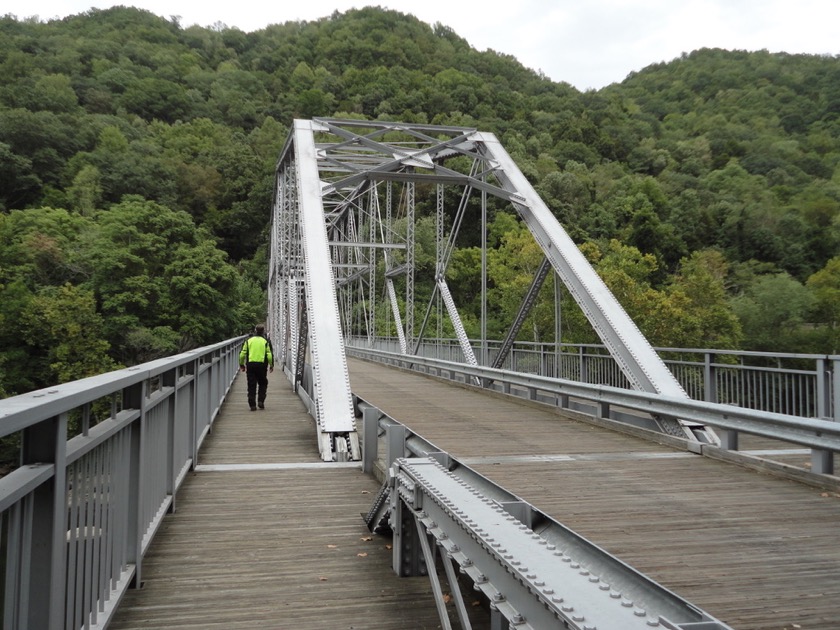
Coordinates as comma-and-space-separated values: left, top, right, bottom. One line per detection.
258, 403, 265, 410
250, 405, 257, 411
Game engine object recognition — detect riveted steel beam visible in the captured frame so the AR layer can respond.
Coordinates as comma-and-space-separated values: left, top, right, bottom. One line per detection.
271, 118, 715, 450
390, 457, 733, 630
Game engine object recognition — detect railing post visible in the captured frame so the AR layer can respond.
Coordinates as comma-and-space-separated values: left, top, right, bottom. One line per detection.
164, 367, 177, 513
816, 358, 828, 419
123, 380, 146, 589
188, 358, 200, 467
833, 357, 840, 423
812, 449, 834, 475
362, 407, 380, 474
718, 428, 739, 451
21, 412, 68, 629
812, 357, 837, 474
597, 400, 610, 420
704, 352, 717, 403
386, 424, 407, 469
580, 346, 588, 383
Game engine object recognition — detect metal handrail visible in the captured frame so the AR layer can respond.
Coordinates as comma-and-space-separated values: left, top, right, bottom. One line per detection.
347, 336, 840, 422
347, 347, 840, 472
0, 336, 244, 630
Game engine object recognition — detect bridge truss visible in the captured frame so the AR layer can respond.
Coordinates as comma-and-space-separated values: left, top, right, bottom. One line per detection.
268, 119, 710, 461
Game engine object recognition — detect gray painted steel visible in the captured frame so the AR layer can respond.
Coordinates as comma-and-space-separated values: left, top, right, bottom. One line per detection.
270, 120, 360, 461
475, 134, 686, 399
0, 338, 242, 630
350, 346, 840, 474
289, 119, 705, 442
391, 457, 731, 629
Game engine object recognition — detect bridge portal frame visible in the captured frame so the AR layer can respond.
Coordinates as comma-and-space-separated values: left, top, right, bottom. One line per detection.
269, 118, 713, 452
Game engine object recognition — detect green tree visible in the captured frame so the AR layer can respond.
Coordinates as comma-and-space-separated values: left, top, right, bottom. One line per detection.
667, 250, 742, 349
730, 272, 814, 351
806, 256, 840, 352
24, 284, 119, 384
0, 142, 41, 210
0, 279, 37, 394
66, 164, 102, 215
79, 196, 254, 364
487, 223, 553, 342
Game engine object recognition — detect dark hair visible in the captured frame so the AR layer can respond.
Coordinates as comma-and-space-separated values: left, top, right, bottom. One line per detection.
255, 324, 265, 334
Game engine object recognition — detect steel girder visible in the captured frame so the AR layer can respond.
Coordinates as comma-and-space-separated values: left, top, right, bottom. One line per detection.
271, 118, 710, 443
390, 457, 733, 630
269, 120, 360, 461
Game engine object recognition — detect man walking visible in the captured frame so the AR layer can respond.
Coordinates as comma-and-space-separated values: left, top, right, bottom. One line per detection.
239, 324, 274, 411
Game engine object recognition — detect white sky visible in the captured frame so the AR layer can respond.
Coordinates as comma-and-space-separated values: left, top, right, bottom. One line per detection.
5, 0, 839, 90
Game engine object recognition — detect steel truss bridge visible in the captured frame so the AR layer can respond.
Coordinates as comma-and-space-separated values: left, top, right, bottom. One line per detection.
2, 119, 840, 629
268, 118, 716, 465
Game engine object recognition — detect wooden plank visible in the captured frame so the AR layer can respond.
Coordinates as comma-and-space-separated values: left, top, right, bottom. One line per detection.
198, 372, 321, 464
111, 468, 469, 629
110, 374, 488, 629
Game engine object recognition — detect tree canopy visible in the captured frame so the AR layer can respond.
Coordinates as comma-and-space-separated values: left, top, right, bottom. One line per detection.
1, 7, 839, 394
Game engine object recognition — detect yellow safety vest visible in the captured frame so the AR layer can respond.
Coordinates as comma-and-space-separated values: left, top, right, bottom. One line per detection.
239, 336, 273, 365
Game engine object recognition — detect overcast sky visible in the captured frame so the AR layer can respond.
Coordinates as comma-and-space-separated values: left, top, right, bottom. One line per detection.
5, 0, 839, 90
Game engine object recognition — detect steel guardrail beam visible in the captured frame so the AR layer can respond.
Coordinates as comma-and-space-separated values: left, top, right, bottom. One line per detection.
392, 456, 732, 629
349, 347, 840, 455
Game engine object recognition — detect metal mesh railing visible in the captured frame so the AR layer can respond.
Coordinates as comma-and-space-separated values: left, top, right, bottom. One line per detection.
0, 337, 243, 630
347, 336, 838, 421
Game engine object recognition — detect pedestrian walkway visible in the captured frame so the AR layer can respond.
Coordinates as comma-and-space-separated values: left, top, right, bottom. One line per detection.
109, 373, 482, 629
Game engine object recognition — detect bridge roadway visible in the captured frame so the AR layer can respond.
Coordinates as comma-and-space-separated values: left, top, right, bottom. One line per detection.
111, 357, 840, 629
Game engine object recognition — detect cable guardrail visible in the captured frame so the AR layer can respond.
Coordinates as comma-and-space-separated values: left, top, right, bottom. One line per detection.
0, 336, 244, 630
347, 345, 840, 477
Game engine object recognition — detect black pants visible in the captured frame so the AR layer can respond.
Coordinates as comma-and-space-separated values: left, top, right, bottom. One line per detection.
245, 362, 268, 408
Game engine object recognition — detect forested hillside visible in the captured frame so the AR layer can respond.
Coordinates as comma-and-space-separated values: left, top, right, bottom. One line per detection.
1, 6, 839, 397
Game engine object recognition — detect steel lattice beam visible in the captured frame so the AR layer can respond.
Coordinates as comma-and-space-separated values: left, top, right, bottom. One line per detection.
269, 120, 360, 461
269, 118, 716, 447
390, 457, 732, 630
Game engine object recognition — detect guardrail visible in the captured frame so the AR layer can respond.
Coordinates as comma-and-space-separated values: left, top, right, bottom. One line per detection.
347, 346, 840, 478
348, 337, 840, 422
0, 336, 244, 630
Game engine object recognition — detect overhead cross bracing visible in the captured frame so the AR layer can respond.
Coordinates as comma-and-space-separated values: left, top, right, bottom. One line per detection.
268, 119, 713, 460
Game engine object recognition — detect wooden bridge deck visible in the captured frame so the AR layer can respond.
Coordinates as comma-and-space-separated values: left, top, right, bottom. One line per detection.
111, 358, 840, 630
110, 373, 482, 630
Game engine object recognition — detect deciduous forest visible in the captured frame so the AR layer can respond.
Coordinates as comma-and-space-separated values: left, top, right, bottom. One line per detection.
1, 6, 839, 397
